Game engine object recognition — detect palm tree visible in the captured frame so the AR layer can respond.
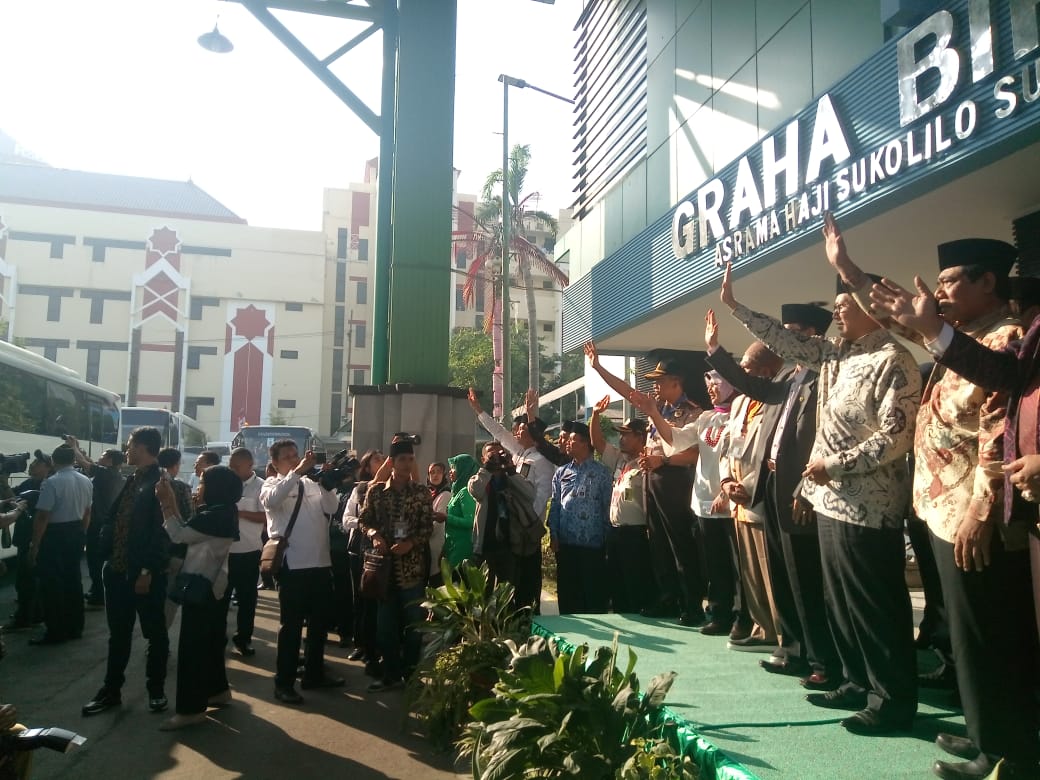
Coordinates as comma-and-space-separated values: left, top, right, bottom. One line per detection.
452, 144, 569, 417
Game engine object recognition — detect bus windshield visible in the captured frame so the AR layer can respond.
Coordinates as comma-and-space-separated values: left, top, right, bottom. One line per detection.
120, 408, 208, 452
232, 426, 322, 475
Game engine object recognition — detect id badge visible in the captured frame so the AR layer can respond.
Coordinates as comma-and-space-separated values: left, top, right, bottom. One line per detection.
520, 463, 532, 479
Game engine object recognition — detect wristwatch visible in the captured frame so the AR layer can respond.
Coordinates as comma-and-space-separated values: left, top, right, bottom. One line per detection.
662, 455, 671, 466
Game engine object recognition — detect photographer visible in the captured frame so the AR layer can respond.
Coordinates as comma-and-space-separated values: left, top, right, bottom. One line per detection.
469, 442, 545, 610
358, 434, 433, 693
224, 448, 265, 657
65, 438, 125, 608
260, 439, 343, 705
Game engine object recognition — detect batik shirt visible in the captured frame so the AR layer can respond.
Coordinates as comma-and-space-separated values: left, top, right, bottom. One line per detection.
548, 457, 613, 548
733, 303, 921, 529
359, 480, 433, 589
914, 307, 1021, 542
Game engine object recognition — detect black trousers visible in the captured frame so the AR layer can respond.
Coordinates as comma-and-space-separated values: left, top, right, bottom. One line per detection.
36, 522, 85, 640
84, 519, 104, 600
761, 483, 803, 660
222, 550, 261, 644
12, 545, 40, 625
555, 544, 607, 614
176, 593, 228, 715
646, 468, 704, 615
329, 549, 355, 639
275, 566, 332, 688
102, 564, 168, 697
817, 514, 916, 721
485, 546, 542, 611
605, 525, 655, 614
907, 514, 949, 652
696, 515, 737, 626
933, 531, 1039, 762
765, 474, 840, 675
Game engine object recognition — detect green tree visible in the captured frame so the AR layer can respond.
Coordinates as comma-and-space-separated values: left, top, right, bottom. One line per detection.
449, 326, 548, 413
453, 144, 569, 416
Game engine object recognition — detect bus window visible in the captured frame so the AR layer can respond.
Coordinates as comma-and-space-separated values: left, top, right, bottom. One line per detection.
88, 398, 120, 445
0, 364, 45, 434
46, 380, 84, 439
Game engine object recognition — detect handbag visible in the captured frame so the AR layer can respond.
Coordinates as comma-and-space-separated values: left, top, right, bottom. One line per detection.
259, 488, 305, 578
359, 550, 391, 601
169, 572, 213, 606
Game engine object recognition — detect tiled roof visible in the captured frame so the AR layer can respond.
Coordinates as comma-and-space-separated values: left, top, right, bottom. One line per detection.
0, 162, 244, 223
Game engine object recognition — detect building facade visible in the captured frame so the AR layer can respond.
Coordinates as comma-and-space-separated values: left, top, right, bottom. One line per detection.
560, 0, 1040, 361
0, 162, 330, 442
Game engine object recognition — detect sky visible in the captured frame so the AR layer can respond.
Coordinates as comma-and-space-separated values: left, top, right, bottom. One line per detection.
0, 0, 580, 230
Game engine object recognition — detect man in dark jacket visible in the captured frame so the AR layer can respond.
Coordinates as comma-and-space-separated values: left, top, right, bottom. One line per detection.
82, 426, 171, 717
67, 438, 125, 607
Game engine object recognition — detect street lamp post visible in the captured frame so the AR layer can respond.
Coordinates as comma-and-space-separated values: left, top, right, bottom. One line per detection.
496, 74, 573, 421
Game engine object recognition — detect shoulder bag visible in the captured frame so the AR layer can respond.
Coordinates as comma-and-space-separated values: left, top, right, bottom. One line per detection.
259, 488, 305, 578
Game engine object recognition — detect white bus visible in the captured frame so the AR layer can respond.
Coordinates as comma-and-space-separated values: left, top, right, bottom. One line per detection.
119, 408, 208, 454
0, 341, 121, 559
231, 425, 324, 476
0, 339, 122, 468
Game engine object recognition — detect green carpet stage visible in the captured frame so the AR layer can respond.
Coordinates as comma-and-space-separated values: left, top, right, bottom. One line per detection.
533, 615, 965, 780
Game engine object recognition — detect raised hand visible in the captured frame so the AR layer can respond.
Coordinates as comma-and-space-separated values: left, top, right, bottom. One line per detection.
705, 309, 719, 351
628, 390, 656, 415
592, 394, 611, 415
525, 388, 538, 421
467, 386, 483, 413
822, 211, 848, 270
868, 276, 944, 341
720, 262, 737, 310
583, 340, 600, 369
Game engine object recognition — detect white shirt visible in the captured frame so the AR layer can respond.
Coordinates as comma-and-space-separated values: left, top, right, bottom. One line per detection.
477, 411, 554, 519
230, 473, 264, 554
667, 410, 733, 518
260, 471, 339, 569
37, 466, 92, 525
163, 516, 233, 599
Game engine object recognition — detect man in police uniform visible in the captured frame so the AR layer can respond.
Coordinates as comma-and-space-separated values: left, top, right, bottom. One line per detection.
584, 343, 705, 624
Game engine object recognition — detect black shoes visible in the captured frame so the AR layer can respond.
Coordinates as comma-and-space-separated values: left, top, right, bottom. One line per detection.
232, 639, 256, 657
677, 611, 706, 627
347, 648, 365, 662
366, 678, 404, 693
919, 663, 957, 689
274, 685, 304, 704
759, 657, 810, 676
148, 695, 169, 713
840, 708, 912, 735
301, 675, 345, 690
935, 733, 979, 761
806, 688, 867, 711
82, 687, 122, 716
699, 620, 730, 636
29, 633, 68, 646
640, 601, 679, 619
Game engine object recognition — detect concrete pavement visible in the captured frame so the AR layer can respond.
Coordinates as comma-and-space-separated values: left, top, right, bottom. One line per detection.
0, 573, 466, 779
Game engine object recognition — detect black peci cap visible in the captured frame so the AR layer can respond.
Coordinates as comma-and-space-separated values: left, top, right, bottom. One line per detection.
937, 238, 1017, 275
781, 303, 833, 335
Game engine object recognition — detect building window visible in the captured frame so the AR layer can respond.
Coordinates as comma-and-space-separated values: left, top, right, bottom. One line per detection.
337, 227, 348, 260
354, 323, 366, 349
475, 315, 484, 329
357, 238, 369, 261
285, 302, 303, 312
334, 307, 345, 348
542, 323, 554, 333
356, 280, 368, 305
455, 285, 465, 311
187, 346, 218, 370
352, 369, 366, 385
542, 279, 554, 289
455, 249, 467, 269
277, 399, 297, 409
47, 296, 61, 322
475, 285, 484, 312
335, 263, 346, 304
280, 350, 299, 359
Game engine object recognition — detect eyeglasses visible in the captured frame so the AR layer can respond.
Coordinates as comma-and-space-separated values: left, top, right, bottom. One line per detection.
704, 372, 722, 386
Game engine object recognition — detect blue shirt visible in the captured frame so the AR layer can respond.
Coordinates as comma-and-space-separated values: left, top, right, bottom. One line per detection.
37, 466, 93, 525
548, 457, 612, 549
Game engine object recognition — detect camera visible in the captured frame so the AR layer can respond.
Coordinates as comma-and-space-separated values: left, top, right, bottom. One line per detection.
392, 432, 422, 446
305, 449, 360, 491
0, 453, 29, 476
484, 450, 514, 474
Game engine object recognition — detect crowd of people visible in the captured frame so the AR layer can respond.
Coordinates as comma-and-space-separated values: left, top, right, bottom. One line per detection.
2, 211, 1039, 778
